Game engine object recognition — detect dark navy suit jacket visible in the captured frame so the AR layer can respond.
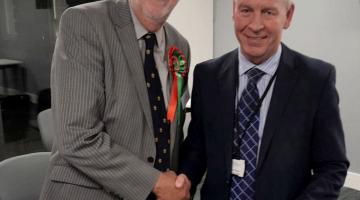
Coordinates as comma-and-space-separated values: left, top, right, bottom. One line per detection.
180, 44, 349, 200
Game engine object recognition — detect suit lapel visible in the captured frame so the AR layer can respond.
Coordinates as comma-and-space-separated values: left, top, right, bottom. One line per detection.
257, 45, 300, 170
164, 24, 179, 156
111, 0, 154, 134
111, 1, 188, 167
164, 23, 176, 64
216, 50, 239, 177
163, 24, 189, 162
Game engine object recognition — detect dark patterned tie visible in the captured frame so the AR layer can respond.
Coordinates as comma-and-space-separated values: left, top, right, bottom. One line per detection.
230, 68, 265, 200
143, 33, 171, 172
143, 33, 171, 200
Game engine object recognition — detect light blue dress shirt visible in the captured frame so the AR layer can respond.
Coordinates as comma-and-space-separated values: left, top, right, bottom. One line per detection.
236, 45, 282, 154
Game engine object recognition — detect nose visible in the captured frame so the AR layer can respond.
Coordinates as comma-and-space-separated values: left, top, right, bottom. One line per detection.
248, 13, 264, 32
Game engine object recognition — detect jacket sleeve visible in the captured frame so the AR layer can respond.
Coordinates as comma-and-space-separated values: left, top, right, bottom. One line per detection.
179, 65, 207, 195
296, 66, 349, 199
51, 8, 160, 200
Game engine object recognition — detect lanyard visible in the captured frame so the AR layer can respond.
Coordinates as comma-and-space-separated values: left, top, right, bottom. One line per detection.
233, 68, 278, 156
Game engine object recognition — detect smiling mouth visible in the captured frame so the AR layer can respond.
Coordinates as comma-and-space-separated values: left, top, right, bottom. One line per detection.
247, 35, 267, 40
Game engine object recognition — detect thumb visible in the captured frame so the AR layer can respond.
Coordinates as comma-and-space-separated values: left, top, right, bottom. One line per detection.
175, 174, 186, 188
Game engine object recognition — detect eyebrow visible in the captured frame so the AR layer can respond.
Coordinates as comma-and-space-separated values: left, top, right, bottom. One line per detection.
237, 2, 280, 12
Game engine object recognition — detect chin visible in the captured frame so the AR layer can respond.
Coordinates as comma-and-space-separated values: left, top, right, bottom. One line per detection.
145, 10, 170, 22
243, 48, 265, 57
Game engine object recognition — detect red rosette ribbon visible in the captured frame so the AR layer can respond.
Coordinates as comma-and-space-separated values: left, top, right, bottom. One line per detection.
167, 46, 188, 124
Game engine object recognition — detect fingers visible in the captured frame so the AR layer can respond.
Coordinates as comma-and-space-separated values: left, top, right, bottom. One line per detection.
153, 171, 176, 193
175, 174, 186, 188
175, 174, 191, 189
164, 170, 177, 177
175, 174, 191, 200
153, 171, 191, 200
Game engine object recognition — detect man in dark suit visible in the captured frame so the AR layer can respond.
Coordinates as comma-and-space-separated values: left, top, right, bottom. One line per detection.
40, 0, 191, 199
179, 0, 349, 199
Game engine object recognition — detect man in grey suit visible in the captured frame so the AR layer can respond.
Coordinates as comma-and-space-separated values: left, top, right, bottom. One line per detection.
40, 0, 191, 199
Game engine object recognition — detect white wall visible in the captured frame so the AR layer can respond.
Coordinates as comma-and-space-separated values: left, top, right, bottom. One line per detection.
282, 0, 360, 174
167, 0, 214, 92
213, 0, 237, 57
214, 0, 360, 174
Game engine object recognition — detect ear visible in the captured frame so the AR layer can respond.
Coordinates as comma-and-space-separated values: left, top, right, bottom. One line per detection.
283, 3, 295, 29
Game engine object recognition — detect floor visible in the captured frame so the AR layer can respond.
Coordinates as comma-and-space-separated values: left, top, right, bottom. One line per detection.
0, 125, 45, 161
339, 187, 360, 200
0, 98, 46, 161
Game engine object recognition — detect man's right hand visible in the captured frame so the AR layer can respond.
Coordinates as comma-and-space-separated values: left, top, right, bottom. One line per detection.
153, 171, 190, 200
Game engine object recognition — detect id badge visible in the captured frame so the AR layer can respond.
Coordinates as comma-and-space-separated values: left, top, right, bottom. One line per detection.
232, 159, 245, 177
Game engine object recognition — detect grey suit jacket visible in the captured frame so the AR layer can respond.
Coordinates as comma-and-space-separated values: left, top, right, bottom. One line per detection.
40, 0, 190, 199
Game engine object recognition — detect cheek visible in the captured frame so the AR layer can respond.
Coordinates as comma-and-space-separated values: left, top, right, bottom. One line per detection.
166, 0, 178, 10
234, 25, 247, 40
234, 21, 243, 31
266, 22, 283, 35
233, 16, 248, 31
171, 0, 178, 6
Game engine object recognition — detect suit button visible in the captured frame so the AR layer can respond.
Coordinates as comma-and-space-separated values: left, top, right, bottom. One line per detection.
147, 157, 154, 163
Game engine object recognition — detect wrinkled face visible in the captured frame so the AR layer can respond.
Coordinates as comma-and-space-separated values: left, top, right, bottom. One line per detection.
233, 0, 294, 64
130, 0, 178, 25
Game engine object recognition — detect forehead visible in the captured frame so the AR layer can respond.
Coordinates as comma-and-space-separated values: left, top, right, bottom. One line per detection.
235, 0, 288, 8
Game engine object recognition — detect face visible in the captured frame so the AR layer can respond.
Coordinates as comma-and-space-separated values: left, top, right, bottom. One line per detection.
233, 0, 294, 64
130, 0, 178, 31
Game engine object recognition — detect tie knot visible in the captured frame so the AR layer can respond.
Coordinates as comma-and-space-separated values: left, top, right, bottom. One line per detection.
246, 67, 265, 84
143, 33, 157, 50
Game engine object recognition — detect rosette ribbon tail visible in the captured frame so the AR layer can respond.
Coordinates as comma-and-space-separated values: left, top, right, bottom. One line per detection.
167, 75, 178, 123
166, 46, 188, 124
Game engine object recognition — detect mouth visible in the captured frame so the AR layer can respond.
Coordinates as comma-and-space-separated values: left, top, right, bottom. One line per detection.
154, 0, 170, 6
246, 35, 267, 40
244, 34, 268, 45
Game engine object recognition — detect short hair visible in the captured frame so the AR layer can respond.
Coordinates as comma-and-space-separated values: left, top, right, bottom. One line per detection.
284, 0, 294, 8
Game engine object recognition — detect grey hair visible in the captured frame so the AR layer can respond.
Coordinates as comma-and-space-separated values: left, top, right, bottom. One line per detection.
285, 0, 294, 8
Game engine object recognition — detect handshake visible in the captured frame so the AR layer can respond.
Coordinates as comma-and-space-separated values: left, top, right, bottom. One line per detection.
152, 171, 191, 200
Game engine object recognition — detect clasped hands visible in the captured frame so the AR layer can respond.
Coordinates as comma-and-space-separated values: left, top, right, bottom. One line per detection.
153, 171, 191, 200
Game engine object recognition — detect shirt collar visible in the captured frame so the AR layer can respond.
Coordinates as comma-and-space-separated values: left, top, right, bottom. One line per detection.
130, 6, 165, 47
238, 45, 282, 76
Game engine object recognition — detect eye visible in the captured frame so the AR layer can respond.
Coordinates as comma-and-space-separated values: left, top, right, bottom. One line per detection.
241, 8, 250, 13
263, 9, 276, 16
239, 7, 251, 16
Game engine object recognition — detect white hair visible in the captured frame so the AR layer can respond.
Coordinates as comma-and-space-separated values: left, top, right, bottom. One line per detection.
284, 0, 294, 9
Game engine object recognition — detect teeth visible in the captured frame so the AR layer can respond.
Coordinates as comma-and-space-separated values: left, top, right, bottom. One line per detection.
248, 36, 266, 39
